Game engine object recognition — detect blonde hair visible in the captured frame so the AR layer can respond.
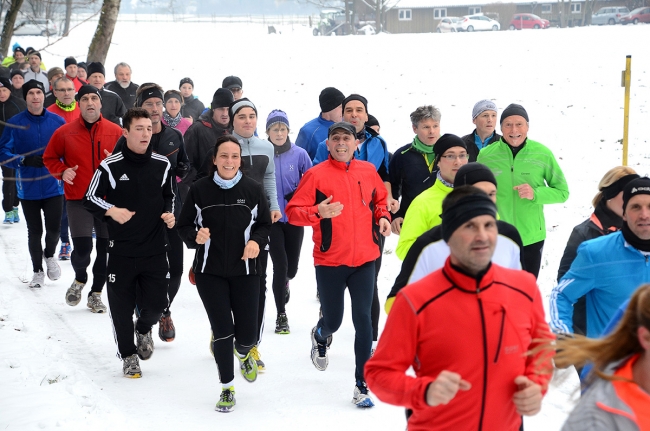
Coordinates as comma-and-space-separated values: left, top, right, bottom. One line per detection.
592, 166, 637, 207
552, 284, 650, 382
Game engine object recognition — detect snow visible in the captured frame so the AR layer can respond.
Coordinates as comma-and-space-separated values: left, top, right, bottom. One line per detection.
2, 19, 650, 430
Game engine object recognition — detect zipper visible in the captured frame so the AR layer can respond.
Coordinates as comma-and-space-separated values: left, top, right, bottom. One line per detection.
494, 306, 506, 363
358, 181, 366, 206
477, 280, 487, 431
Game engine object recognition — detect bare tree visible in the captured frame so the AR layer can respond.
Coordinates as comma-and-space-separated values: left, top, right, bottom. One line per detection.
87, 0, 120, 63
0, 0, 25, 57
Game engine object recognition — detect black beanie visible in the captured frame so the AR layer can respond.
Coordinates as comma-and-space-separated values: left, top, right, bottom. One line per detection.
433, 134, 467, 165
441, 193, 497, 243
77, 62, 87, 72
342, 94, 368, 114
366, 114, 380, 129
230, 98, 257, 117
211, 88, 234, 109
500, 103, 529, 124
454, 163, 497, 188
75, 85, 102, 102
623, 177, 650, 212
64, 57, 77, 68
10, 69, 24, 79
29, 51, 41, 60
319, 87, 345, 113
179, 77, 193, 89
87, 62, 105, 77
14, 47, 26, 56
0, 77, 11, 89
22, 79, 45, 99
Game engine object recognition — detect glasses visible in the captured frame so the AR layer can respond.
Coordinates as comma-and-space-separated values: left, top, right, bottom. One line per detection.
441, 154, 469, 161
56, 88, 75, 93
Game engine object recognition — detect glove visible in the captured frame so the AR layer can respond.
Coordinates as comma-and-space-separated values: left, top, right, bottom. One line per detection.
22, 155, 45, 168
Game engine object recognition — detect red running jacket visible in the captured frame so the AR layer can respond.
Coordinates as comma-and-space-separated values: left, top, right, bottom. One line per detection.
286, 156, 390, 267
44, 114, 122, 200
365, 259, 554, 431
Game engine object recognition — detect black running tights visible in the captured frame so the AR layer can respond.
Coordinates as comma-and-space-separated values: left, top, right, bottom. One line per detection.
21, 195, 63, 272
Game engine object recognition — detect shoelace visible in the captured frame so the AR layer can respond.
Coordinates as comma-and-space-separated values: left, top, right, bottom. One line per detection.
356, 381, 368, 395
242, 355, 254, 373
317, 342, 327, 357
220, 389, 234, 403
160, 316, 174, 332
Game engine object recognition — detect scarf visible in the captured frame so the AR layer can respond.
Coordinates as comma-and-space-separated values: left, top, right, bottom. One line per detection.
621, 223, 650, 253
272, 137, 292, 156
55, 99, 76, 112
411, 136, 436, 166
163, 111, 182, 129
593, 199, 623, 233
436, 170, 454, 188
213, 170, 242, 189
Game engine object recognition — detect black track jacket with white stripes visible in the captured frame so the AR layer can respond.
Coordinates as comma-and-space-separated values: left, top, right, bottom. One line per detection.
176, 174, 272, 278
83, 143, 175, 257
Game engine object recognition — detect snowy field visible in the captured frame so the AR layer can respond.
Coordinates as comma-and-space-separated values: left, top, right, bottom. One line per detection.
2, 18, 650, 430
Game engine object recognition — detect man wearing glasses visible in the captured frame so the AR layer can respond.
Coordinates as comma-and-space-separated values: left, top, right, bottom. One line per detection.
44, 85, 123, 312
46, 77, 79, 123
396, 134, 468, 260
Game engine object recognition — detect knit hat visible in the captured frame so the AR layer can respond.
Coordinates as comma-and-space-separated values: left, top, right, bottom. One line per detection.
28, 51, 41, 60
64, 57, 77, 68
0, 77, 11, 89
319, 87, 345, 113
472, 99, 497, 119
13, 47, 26, 56
230, 98, 257, 118
222, 75, 242, 90
342, 94, 368, 114
77, 62, 88, 72
179, 77, 193, 89
441, 192, 497, 243
366, 114, 380, 129
22, 79, 45, 99
10, 69, 24, 79
328, 121, 356, 138
623, 177, 650, 213
75, 84, 102, 102
47, 67, 64, 81
25, 47, 35, 55
211, 88, 234, 109
500, 103, 529, 124
433, 134, 467, 165
266, 109, 290, 131
454, 163, 497, 188
87, 62, 105, 77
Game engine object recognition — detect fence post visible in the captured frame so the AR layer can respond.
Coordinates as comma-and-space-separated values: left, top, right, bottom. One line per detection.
621, 55, 631, 166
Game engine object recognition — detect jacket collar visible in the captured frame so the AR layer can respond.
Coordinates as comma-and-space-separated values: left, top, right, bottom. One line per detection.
326, 155, 357, 170
441, 258, 494, 294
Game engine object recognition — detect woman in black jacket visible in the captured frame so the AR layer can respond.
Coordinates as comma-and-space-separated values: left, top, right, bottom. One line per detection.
177, 135, 271, 413
557, 166, 638, 338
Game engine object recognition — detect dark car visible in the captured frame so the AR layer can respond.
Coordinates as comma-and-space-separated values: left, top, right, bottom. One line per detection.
509, 13, 550, 30
620, 7, 650, 24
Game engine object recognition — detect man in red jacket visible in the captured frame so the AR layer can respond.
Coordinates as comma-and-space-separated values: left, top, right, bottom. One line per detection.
44, 85, 123, 313
286, 121, 391, 408
365, 186, 554, 431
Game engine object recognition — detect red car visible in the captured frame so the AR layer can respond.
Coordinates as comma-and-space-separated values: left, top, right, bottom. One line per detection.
621, 7, 650, 24
509, 13, 551, 30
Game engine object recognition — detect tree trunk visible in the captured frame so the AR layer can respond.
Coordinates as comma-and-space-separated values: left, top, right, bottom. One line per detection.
375, 0, 381, 33
87, 0, 121, 64
344, 0, 350, 34
0, 0, 25, 58
63, 0, 73, 36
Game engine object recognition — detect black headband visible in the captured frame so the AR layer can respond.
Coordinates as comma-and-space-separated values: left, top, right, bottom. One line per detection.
601, 174, 640, 201
139, 88, 164, 106
441, 194, 497, 243
164, 92, 182, 104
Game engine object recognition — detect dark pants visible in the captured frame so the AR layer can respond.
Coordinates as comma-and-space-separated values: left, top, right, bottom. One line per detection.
1, 166, 19, 212
106, 253, 169, 359
523, 240, 544, 279
60, 196, 69, 243
21, 195, 63, 272
67, 200, 109, 293
268, 221, 304, 314
372, 235, 385, 341
256, 249, 268, 345
164, 225, 184, 313
196, 272, 260, 384
315, 261, 375, 381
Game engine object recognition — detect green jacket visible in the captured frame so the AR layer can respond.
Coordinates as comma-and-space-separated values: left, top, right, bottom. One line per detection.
478, 138, 568, 246
395, 179, 452, 260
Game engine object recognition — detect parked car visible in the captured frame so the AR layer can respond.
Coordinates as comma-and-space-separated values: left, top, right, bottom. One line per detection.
457, 14, 500, 32
13, 18, 57, 36
436, 17, 461, 33
509, 13, 550, 30
620, 7, 650, 24
591, 7, 630, 25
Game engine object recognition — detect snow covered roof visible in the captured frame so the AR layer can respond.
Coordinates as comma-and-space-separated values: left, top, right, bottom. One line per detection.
389, 0, 577, 8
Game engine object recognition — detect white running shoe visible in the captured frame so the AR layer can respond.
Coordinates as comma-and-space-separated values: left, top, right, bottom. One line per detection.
43, 254, 61, 280
28, 271, 45, 288
87, 292, 107, 313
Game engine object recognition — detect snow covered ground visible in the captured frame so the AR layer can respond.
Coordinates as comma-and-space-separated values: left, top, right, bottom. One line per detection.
2, 18, 650, 430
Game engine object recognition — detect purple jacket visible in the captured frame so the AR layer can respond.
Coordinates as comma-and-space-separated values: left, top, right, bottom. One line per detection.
274, 142, 312, 223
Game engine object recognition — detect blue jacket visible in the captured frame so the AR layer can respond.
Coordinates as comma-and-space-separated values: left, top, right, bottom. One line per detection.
273, 142, 312, 223
312, 129, 390, 181
295, 114, 334, 161
0, 109, 65, 200
549, 231, 650, 338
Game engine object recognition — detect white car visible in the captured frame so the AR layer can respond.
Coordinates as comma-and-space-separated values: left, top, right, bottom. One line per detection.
457, 14, 500, 32
13, 18, 57, 36
436, 17, 461, 33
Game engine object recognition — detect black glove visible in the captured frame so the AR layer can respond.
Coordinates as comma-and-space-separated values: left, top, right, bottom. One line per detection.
22, 155, 44, 168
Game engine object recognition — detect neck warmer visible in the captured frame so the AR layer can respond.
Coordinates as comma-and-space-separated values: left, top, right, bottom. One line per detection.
163, 111, 181, 129
55, 99, 76, 112
506, 139, 527, 159
411, 136, 436, 165
122, 140, 152, 164
272, 137, 292, 156
356, 129, 366, 142
622, 223, 650, 252
436, 170, 454, 188
213, 170, 242, 189
594, 199, 623, 233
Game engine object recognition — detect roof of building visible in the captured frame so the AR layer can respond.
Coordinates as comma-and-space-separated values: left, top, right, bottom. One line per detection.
389, 0, 579, 8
